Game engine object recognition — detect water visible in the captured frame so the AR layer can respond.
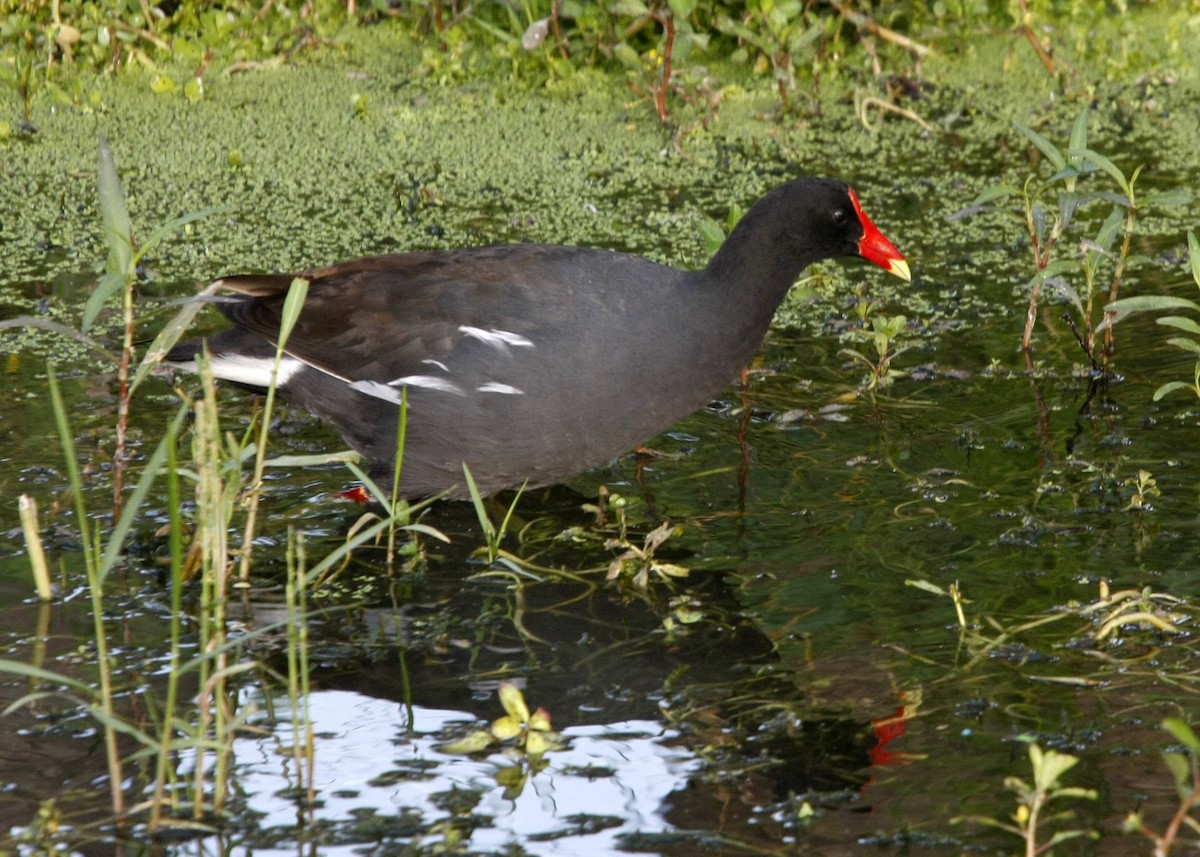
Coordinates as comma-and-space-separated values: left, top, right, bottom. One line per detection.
2, 38, 1200, 854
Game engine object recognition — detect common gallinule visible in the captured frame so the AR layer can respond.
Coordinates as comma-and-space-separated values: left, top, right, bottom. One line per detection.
166, 177, 909, 499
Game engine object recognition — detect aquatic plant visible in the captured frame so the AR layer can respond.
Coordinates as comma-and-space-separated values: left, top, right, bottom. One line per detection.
0, 135, 448, 840
605, 516, 689, 589
839, 313, 909, 392
1124, 718, 1200, 856
955, 742, 1099, 855
463, 462, 526, 566
954, 108, 1191, 369
1106, 231, 1200, 402
441, 680, 559, 742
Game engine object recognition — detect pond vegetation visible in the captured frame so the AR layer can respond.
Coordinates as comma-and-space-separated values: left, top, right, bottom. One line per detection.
2, 1, 1200, 854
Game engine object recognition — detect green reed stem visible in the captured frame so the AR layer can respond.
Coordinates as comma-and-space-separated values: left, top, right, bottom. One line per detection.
150, 413, 186, 829
387, 387, 408, 568
238, 277, 309, 583
286, 528, 315, 807
47, 363, 126, 827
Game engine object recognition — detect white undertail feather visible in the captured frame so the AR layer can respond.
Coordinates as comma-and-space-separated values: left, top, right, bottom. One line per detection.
191, 354, 305, 388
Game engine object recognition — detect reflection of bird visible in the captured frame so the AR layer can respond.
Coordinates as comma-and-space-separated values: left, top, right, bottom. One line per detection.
167, 178, 909, 499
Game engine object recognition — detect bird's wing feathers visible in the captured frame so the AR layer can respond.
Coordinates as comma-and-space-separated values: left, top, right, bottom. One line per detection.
213, 248, 582, 389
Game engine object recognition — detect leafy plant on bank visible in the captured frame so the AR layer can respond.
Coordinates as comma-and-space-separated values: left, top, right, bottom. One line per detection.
0, 0, 937, 124
955, 108, 1191, 369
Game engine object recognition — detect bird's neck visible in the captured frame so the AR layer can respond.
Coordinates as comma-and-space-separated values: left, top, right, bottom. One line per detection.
698, 212, 808, 313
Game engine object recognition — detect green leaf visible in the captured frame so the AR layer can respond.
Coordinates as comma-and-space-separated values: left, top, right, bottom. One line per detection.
98, 402, 190, 584
0, 316, 116, 362
1162, 717, 1200, 752
1014, 121, 1065, 171
1189, 231, 1200, 289
1105, 295, 1200, 325
669, 0, 697, 17
1157, 316, 1200, 336
437, 729, 495, 755
0, 658, 97, 698
462, 462, 495, 544
1067, 108, 1088, 163
1047, 165, 1089, 186
1142, 188, 1192, 207
612, 42, 642, 69
1026, 259, 1076, 285
1030, 745, 1080, 792
695, 216, 726, 256
972, 184, 1020, 207
82, 269, 127, 337
137, 205, 229, 261
1052, 787, 1099, 800
1152, 381, 1195, 401
498, 682, 530, 723
1092, 207, 1124, 252
611, 0, 650, 15
1166, 337, 1200, 355
904, 578, 948, 596
491, 715, 524, 740
1073, 147, 1131, 197
1162, 752, 1191, 789
97, 134, 132, 269
277, 277, 309, 349
1045, 828, 1099, 845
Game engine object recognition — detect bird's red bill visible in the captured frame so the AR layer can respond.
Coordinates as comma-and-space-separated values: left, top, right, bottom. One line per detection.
849, 188, 911, 281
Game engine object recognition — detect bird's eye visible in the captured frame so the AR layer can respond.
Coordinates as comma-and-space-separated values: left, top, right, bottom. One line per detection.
832, 208, 849, 226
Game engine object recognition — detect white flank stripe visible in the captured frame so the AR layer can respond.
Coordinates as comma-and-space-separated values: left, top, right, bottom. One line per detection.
349, 380, 403, 403
205, 355, 304, 387
421, 359, 451, 372
477, 382, 524, 395
351, 375, 464, 403
391, 374, 464, 393
458, 326, 534, 350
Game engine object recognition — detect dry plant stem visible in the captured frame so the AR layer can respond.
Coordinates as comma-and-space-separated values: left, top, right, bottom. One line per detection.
1102, 206, 1138, 359
829, 0, 931, 56
1021, 198, 1062, 352
191, 370, 231, 818
550, 0, 567, 60
1016, 0, 1060, 77
18, 495, 52, 601
112, 277, 136, 524
655, 11, 675, 123
111, 20, 172, 52
858, 96, 932, 132
138, 0, 156, 32
1147, 755, 1200, 857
